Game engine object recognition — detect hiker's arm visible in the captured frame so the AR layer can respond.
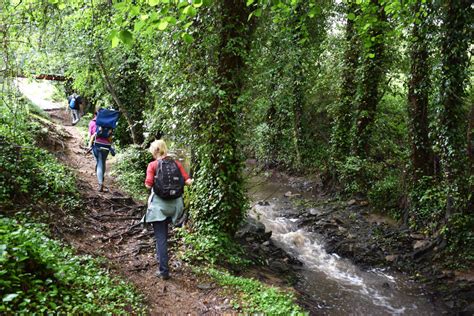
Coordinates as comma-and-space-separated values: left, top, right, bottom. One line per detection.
88, 133, 96, 148
176, 161, 193, 185
144, 162, 156, 189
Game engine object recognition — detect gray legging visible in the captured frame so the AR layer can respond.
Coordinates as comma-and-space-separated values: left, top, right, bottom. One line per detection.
71, 109, 80, 125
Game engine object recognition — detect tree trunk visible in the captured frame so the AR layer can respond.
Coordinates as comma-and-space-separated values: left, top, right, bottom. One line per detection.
438, 0, 471, 217
353, 0, 386, 159
96, 52, 139, 145
191, 0, 253, 235
408, 3, 434, 181
331, 2, 358, 164
292, 53, 304, 169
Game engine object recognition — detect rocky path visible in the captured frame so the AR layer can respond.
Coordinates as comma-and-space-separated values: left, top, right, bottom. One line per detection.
47, 109, 230, 315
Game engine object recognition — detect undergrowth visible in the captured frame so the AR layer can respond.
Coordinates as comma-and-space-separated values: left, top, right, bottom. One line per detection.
0, 217, 144, 314
176, 228, 251, 267
1, 92, 144, 314
111, 145, 152, 201
195, 267, 305, 315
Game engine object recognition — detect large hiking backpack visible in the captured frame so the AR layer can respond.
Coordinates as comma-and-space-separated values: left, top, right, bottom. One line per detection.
69, 96, 77, 109
153, 158, 184, 200
95, 108, 120, 139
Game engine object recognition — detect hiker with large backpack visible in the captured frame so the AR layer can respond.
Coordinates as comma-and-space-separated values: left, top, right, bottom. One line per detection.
142, 139, 193, 280
87, 108, 120, 192
67, 93, 82, 125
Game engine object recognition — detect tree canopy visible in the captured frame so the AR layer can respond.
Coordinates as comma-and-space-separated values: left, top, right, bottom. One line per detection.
1, 0, 472, 259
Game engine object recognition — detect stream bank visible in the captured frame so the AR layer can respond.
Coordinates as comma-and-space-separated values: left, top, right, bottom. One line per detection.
242, 169, 473, 315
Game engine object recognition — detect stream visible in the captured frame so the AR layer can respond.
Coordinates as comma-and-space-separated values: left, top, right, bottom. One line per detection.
249, 177, 441, 315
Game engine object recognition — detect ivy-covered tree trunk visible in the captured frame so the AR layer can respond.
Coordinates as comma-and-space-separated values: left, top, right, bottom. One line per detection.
352, 0, 386, 159
437, 0, 471, 217
291, 41, 304, 169
191, 0, 252, 235
331, 2, 358, 165
408, 3, 433, 181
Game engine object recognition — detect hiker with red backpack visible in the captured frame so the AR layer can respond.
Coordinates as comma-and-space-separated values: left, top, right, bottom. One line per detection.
88, 108, 120, 192
142, 139, 193, 280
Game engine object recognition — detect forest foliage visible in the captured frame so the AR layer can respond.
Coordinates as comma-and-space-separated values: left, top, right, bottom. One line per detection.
1, 0, 472, 268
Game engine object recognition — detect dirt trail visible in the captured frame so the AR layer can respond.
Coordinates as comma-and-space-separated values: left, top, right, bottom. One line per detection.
48, 109, 229, 315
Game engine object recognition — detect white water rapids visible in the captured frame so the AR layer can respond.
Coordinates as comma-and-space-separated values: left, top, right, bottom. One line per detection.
251, 197, 441, 315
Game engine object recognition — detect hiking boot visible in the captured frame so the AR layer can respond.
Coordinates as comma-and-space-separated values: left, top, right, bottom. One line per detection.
98, 184, 103, 192
156, 271, 170, 280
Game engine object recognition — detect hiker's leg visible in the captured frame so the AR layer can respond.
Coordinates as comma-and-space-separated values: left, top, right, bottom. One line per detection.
92, 146, 104, 185
100, 149, 109, 184
70, 108, 75, 124
97, 151, 105, 185
72, 109, 79, 125
152, 219, 169, 277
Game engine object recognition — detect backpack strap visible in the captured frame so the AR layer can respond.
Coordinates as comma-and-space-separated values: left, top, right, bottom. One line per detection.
154, 159, 163, 185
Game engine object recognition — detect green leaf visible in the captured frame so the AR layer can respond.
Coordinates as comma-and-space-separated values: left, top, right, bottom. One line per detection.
182, 32, 194, 44
192, 0, 204, 8
57, 2, 66, 10
130, 6, 140, 16
178, 1, 188, 8
246, 0, 255, 5
165, 16, 177, 24
134, 20, 146, 32
183, 5, 197, 17
110, 30, 119, 48
158, 20, 168, 31
347, 13, 356, 20
118, 30, 133, 46
148, 0, 160, 6
368, 53, 375, 58
308, 7, 321, 18
3, 293, 19, 302
0, 244, 6, 256
248, 8, 262, 20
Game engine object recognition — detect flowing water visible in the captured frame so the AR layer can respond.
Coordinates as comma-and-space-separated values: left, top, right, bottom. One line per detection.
249, 177, 442, 315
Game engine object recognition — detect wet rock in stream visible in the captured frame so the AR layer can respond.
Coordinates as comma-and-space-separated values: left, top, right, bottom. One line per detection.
236, 216, 302, 273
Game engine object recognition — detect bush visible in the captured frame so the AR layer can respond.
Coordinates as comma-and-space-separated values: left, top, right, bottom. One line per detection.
112, 145, 152, 201
0, 137, 78, 208
409, 176, 446, 232
0, 217, 144, 314
368, 173, 404, 218
177, 228, 251, 267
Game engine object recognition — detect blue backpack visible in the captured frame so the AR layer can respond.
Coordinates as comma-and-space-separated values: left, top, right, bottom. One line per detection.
95, 108, 120, 139
69, 97, 76, 109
